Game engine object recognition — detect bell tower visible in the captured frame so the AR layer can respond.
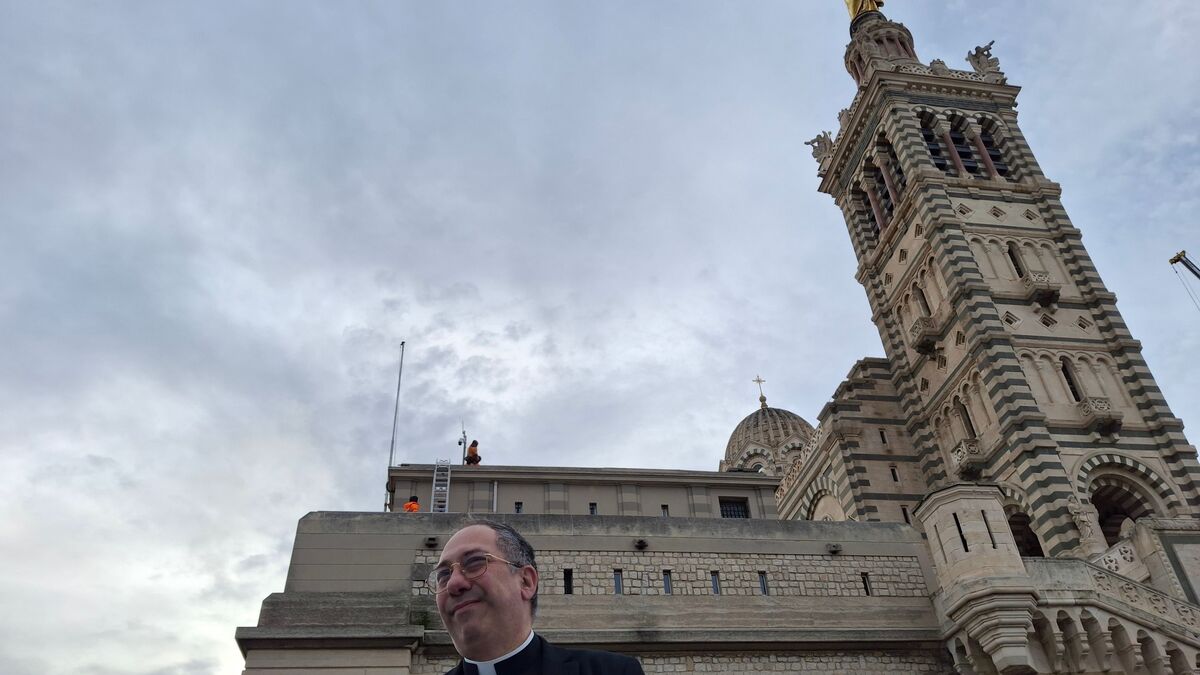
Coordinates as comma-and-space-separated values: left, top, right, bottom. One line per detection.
810, 7, 1200, 558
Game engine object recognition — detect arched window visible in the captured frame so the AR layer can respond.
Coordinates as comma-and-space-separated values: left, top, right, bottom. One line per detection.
1089, 475, 1157, 546
954, 396, 977, 438
854, 186, 879, 239
919, 113, 950, 173
868, 165, 894, 219
978, 125, 1010, 177
883, 140, 906, 193
1006, 242, 1026, 278
1005, 507, 1045, 557
913, 283, 932, 316
1060, 357, 1083, 402
947, 121, 982, 177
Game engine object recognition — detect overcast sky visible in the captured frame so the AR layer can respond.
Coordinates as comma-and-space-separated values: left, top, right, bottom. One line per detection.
3, 1, 1200, 673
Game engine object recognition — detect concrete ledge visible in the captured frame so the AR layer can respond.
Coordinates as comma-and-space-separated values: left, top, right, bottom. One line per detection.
256, 592, 411, 627
235, 625, 424, 656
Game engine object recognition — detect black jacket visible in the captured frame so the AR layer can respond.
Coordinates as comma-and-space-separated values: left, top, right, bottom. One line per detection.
444, 634, 644, 675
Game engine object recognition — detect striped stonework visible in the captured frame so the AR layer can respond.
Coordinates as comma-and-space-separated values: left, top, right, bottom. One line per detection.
800, 476, 844, 521
809, 13, 1197, 561
1075, 452, 1183, 514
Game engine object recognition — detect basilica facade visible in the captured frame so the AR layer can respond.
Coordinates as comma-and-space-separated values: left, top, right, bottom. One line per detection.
237, 7, 1200, 674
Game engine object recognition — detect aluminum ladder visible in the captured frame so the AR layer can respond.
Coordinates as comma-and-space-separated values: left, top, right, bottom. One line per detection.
431, 459, 452, 513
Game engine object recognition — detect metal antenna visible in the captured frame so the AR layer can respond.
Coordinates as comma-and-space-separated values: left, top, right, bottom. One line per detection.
387, 341, 406, 469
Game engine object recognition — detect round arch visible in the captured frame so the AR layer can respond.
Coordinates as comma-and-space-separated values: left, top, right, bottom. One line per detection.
1074, 452, 1180, 513
800, 477, 843, 521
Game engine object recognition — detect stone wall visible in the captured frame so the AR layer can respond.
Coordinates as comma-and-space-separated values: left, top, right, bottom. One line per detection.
409, 650, 954, 674
413, 550, 927, 598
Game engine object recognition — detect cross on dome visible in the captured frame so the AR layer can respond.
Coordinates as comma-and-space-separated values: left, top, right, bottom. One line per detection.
753, 375, 768, 408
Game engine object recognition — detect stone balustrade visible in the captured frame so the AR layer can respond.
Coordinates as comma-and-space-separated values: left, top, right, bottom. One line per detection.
1077, 396, 1123, 435
1020, 270, 1062, 306
908, 316, 938, 355
950, 437, 984, 478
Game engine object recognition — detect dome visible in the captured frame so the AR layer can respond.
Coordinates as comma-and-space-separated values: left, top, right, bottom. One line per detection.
723, 395, 815, 472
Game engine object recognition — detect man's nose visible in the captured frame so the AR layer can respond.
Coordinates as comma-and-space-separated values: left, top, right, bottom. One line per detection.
444, 565, 473, 594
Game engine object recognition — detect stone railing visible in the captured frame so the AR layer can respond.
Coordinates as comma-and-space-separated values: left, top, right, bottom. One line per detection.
950, 438, 984, 478
1087, 564, 1200, 632
895, 63, 988, 82
1025, 558, 1200, 636
1077, 396, 1122, 435
1020, 271, 1061, 306
908, 316, 938, 355
1094, 539, 1146, 582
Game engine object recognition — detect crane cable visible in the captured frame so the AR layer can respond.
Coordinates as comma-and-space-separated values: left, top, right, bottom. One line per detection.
1173, 264, 1200, 315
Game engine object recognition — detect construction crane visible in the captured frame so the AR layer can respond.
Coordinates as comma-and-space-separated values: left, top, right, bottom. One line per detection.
1172, 251, 1200, 280
1170, 251, 1200, 314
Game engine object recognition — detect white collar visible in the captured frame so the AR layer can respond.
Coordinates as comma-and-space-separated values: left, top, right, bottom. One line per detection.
464, 630, 535, 675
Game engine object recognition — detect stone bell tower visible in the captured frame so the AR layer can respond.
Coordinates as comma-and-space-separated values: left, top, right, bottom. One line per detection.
810, 6, 1200, 559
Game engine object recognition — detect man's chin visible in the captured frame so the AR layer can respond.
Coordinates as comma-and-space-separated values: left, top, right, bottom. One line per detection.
449, 622, 491, 659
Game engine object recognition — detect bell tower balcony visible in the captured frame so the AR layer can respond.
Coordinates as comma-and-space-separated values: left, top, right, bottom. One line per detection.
950, 437, 984, 479
908, 315, 941, 355
1021, 271, 1061, 307
1077, 396, 1123, 436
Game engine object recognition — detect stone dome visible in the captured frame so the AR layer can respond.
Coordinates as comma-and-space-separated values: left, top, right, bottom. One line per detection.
723, 395, 815, 472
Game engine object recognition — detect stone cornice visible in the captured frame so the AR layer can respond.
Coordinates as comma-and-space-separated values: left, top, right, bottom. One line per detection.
389, 464, 779, 488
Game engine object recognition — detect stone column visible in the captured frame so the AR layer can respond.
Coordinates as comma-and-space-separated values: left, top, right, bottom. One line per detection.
936, 119, 968, 176
965, 122, 1000, 179
875, 155, 901, 205
860, 176, 888, 231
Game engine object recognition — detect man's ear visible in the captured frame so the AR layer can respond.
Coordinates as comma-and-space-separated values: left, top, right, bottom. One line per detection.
520, 566, 539, 601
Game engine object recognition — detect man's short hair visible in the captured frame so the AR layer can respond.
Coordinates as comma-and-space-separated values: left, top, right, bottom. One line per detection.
463, 518, 538, 616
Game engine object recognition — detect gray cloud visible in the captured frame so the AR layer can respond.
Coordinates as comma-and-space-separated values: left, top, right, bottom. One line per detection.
2, 1, 1198, 672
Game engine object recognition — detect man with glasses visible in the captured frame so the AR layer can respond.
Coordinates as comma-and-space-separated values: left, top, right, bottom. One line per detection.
429, 520, 645, 675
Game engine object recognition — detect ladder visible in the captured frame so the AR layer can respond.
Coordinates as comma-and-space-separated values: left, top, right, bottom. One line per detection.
431, 459, 452, 513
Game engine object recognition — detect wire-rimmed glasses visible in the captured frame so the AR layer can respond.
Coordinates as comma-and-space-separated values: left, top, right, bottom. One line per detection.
427, 553, 519, 594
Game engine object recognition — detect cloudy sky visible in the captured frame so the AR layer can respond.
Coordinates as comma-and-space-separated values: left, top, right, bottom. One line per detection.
3, 1, 1199, 672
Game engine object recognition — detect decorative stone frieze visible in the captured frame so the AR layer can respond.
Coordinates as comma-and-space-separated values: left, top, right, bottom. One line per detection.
1021, 270, 1062, 307
1077, 396, 1123, 436
950, 438, 984, 479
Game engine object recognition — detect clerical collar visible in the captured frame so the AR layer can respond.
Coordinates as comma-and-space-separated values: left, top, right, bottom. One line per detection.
464, 630, 535, 675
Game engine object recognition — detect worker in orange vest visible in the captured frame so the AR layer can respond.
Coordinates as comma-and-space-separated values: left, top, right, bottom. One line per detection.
402, 495, 420, 513
465, 440, 481, 465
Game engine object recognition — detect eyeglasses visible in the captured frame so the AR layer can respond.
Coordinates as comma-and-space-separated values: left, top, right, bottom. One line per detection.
427, 553, 520, 593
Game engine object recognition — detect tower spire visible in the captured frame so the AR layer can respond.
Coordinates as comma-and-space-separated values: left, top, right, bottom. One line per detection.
752, 375, 768, 409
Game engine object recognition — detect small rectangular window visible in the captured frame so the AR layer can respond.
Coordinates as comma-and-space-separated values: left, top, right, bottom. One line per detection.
613, 569, 623, 594
953, 512, 970, 552
662, 570, 673, 595
719, 498, 750, 519
878, 429, 888, 445
901, 505, 911, 524
758, 571, 769, 596
661, 504, 670, 517
564, 568, 573, 595
861, 572, 873, 596
589, 502, 598, 516
513, 501, 523, 514
710, 571, 721, 595
889, 466, 899, 482
982, 509, 997, 549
